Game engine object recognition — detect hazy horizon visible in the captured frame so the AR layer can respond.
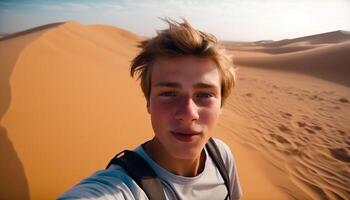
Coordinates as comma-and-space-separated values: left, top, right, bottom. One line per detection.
0, 0, 349, 41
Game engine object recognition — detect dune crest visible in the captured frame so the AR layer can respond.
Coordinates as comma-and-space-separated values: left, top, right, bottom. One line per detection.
0, 22, 64, 41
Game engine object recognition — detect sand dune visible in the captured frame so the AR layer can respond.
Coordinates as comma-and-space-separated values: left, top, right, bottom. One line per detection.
0, 22, 55, 200
226, 30, 350, 87
233, 41, 350, 86
224, 30, 350, 199
1, 22, 349, 200
0, 21, 149, 199
226, 30, 350, 54
224, 67, 350, 200
262, 30, 350, 47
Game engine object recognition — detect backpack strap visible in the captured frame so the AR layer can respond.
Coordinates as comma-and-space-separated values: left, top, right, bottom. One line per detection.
205, 137, 232, 200
106, 150, 166, 200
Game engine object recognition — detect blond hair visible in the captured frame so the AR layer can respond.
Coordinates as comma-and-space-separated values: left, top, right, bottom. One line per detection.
130, 18, 235, 106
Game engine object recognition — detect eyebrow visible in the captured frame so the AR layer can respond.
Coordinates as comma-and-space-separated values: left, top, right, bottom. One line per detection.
194, 82, 218, 89
154, 82, 181, 88
154, 81, 218, 89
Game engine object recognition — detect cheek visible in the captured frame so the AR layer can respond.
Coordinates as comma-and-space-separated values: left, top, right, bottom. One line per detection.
199, 107, 221, 127
149, 100, 172, 124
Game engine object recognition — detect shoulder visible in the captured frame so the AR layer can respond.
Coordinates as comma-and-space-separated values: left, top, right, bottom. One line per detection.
211, 137, 231, 154
211, 138, 243, 199
211, 137, 236, 167
209, 137, 240, 180
58, 166, 143, 200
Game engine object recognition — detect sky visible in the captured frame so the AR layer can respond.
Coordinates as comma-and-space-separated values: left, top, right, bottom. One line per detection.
0, 0, 349, 41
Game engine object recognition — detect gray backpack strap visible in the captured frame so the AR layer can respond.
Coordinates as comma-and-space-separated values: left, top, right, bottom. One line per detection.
106, 150, 166, 200
206, 137, 232, 200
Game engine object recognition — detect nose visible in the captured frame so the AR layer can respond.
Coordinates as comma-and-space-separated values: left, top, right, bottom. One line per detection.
175, 95, 199, 123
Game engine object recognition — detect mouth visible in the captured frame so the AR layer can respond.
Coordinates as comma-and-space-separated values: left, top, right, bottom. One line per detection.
171, 131, 202, 142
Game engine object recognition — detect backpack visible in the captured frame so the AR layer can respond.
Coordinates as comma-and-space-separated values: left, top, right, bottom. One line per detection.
106, 137, 232, 200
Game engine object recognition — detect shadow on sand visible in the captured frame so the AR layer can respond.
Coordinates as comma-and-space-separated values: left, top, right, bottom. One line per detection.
0, 126, 30, 199
0, 32, 34, 199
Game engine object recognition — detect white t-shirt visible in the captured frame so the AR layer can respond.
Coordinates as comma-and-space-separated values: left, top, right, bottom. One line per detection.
58, 138, 242, 200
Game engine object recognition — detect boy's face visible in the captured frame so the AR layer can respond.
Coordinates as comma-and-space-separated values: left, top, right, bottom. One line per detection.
148, 56, 222, 160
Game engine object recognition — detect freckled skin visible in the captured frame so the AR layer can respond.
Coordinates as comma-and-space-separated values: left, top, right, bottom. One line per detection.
147, 56, 222, 166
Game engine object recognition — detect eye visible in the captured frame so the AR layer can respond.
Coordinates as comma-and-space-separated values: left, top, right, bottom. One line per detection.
196, 92, 213, 98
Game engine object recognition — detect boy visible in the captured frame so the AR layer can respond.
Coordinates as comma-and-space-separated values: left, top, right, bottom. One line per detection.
59, 18, 242, 200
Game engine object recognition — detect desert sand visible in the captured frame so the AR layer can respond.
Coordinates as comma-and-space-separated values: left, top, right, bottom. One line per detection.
0, 21, 349, 200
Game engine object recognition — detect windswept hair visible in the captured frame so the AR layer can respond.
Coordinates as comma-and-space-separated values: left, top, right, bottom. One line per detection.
130, 18, 235, 106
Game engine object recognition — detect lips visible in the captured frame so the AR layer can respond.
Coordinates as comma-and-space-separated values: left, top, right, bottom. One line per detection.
171, 130, 201, 142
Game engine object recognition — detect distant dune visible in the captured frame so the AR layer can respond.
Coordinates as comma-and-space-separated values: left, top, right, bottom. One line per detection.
0, 33, 10, 38
234, 41, 350, 86
1, 22, 349, 200
226, 30, 350, 86
262, 30, 350, 47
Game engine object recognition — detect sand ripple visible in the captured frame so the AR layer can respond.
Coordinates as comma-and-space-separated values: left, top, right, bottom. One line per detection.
224, 68, 350, 199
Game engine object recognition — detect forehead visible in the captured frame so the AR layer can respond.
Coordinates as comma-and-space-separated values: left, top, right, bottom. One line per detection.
151, 56, 221, 87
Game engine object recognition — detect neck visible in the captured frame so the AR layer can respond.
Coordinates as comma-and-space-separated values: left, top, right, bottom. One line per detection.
143, 138, 206, 177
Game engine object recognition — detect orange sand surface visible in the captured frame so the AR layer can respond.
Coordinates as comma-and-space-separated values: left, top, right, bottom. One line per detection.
0, 22, 349, 200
